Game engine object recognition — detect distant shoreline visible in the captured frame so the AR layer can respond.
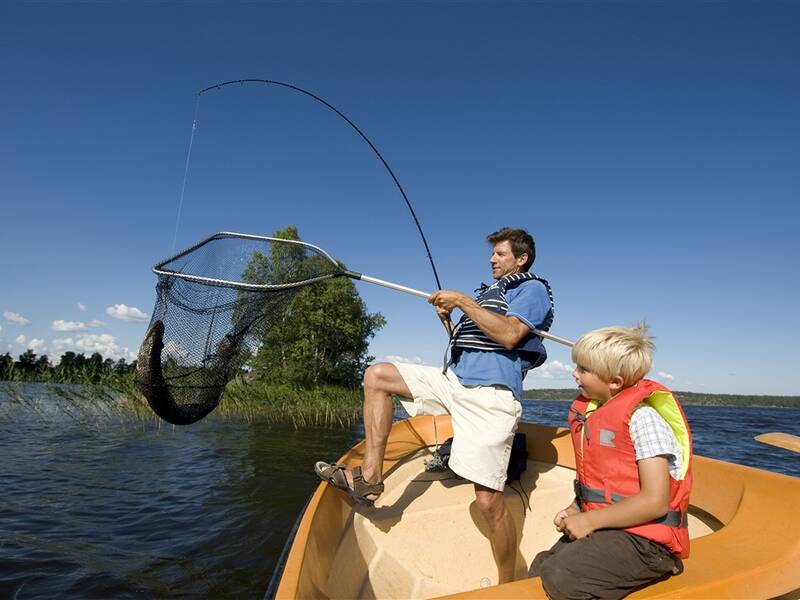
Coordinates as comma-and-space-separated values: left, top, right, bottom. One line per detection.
523, 389, 800, 409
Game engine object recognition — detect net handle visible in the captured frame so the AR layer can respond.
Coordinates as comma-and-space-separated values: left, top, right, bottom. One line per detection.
343, 271, 574, 348
153, 231, 574, 347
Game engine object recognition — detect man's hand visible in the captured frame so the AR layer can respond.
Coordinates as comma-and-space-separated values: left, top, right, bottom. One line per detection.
434, 305, 454, 336
428, 290, 471, 312
429, 291, 468, 337
434, 305, 451, 320
428, 289, 530, 350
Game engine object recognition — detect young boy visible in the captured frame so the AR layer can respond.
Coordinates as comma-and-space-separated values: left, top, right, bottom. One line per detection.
529, 325, 692, 600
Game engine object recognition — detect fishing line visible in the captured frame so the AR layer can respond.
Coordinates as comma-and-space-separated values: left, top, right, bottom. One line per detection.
170, 78, 443, 291
172, 95, 201, 254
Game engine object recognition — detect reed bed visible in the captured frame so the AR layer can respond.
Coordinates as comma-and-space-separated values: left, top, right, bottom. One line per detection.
219, 381, 363, 427
0, 379, 364, 429
0, 380, 161, 430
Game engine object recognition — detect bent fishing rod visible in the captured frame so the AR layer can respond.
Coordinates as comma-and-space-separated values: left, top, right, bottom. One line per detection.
181, 78, 443, 291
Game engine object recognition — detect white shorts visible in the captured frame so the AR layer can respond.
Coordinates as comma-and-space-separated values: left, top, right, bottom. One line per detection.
392, 362, 522, 491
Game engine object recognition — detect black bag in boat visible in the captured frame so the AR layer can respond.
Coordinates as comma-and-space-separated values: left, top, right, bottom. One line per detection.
506, 432, 528, 483
426, 433, 527, 484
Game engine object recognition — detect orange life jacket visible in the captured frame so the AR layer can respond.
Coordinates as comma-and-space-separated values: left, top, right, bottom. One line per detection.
568, 379, 693, 558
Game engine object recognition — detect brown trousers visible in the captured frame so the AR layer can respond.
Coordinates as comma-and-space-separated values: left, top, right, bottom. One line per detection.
529, 530, 682, 600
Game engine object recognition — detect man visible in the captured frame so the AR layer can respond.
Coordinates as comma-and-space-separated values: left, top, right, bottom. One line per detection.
315, 227, 554, 584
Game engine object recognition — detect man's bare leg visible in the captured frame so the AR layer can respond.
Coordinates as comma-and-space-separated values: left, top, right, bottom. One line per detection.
341, 363, 412, 494
474, 485, 517, 584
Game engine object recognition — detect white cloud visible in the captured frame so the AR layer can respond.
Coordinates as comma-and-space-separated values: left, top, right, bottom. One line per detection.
526, 360, 575, 381
655, 371, 675, 382
29, 338, 46, 353
88, 319, 106, 328
52, 319, 87, 332
105, 304, 149, 323
52, 333, 133, 360
78, 302, 87, 311
374, 354, 430, 366
164, 340, 191, 361
15, 335, 26, 345
4, 311, 30, 326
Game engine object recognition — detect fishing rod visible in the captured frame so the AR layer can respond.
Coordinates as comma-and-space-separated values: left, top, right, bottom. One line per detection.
177, 78, 443, 292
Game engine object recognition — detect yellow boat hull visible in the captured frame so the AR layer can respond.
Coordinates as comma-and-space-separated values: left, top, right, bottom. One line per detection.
274, 416, 800, 599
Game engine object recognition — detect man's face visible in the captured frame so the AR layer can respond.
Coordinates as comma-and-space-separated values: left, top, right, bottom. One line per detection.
490, 240, 527, 279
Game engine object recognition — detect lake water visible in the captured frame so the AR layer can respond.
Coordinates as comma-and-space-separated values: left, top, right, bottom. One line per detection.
1, 384, 798, 599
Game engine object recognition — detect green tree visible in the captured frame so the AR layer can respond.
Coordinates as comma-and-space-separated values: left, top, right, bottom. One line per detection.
35, 354, 50, 374
0, 353, 14, 380
245, 226, 385, 387
16, 349, 38, 374
59, 351, 78, 369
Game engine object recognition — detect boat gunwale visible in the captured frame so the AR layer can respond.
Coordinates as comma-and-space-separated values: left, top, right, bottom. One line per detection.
273, 416, 800, 600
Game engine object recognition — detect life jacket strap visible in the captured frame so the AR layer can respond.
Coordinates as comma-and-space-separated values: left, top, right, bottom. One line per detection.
574, 480, 688, 528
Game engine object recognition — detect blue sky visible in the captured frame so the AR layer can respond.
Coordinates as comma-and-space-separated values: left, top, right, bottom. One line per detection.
1, 2, 798, 395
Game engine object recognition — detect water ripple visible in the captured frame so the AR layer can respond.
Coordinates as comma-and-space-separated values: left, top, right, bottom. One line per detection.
1, 386, 798, 598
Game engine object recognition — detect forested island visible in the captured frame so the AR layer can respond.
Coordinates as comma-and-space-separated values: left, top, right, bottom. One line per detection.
4, 350, 798, 410
0, 350, 135, 384
523, 388, 800, 408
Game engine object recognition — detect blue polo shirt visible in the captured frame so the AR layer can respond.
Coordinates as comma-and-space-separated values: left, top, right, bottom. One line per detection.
451, 279, 552, 400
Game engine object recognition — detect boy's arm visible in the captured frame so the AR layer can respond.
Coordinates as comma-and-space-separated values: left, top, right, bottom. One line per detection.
560, 457, 671, 540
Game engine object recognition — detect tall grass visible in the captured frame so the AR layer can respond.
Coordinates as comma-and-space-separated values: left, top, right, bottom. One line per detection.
0, 380, 160, 429
1, 363, 135, 387
0, 378, 364, 428
219, 381, 363, 427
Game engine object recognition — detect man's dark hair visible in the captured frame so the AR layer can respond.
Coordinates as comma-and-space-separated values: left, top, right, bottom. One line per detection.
487, 227, 535, 271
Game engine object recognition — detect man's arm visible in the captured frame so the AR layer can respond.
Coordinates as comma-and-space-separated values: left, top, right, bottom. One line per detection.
559, 457, 671, 540
428, 290, 529, 349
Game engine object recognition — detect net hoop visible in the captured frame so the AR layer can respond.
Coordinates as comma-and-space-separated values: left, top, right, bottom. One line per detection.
153, 231, 344, 291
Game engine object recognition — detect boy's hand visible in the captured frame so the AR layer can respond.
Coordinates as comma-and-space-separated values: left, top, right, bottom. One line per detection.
553, 503, 579, 531
561, 512, 596, 540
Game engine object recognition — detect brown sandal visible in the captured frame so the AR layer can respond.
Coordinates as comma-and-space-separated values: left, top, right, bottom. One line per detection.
314, 462, 384, 506
314, 462, 350, 491
349, 466, 384, 507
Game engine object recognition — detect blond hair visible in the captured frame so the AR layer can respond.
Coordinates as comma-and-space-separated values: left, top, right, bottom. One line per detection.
571, 324, 654, 386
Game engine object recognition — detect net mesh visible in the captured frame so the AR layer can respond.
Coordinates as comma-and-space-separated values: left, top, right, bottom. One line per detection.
135, 233, 342, 424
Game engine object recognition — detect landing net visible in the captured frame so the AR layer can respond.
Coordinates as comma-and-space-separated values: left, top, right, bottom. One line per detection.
135, 232, 344, 424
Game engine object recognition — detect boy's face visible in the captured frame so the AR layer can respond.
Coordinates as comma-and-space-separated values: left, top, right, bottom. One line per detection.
572, 364, 623, 403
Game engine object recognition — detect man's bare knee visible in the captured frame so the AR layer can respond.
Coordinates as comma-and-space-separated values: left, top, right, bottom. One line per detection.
364, 363, 411, 398
474, 487, 505, 520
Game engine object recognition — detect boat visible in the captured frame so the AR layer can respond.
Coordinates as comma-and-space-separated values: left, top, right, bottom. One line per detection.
271, 415, 800, 599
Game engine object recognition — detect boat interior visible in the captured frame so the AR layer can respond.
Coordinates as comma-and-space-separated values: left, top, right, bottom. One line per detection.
275, 416, 800, 600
